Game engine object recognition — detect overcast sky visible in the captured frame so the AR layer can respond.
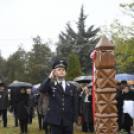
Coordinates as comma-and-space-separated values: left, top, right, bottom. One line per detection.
0, 0, 133, 59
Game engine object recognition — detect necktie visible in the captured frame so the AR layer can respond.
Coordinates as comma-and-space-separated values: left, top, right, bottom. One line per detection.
60, 82, 63, 87
60, 82, 64, 91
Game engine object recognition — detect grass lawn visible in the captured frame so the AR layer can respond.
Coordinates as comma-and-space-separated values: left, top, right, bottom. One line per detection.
0, 115, 88, 134
1, 115, 134, 134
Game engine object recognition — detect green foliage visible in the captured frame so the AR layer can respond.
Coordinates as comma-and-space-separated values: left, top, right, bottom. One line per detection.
5, 46, 27, 83
57, 5, 100, 74
0, 52, 6, 81
66, 52, 82, 81
101, 19, 134, 74
120, 1, 134, 18
25, 36, 52, 84
1, 36, 52, 84
116, 37, 134, 73
119, 129, 128, 134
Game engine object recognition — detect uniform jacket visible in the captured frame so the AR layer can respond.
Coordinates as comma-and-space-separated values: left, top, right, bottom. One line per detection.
38, 94, 49, 115
0, 89, 8, 110
39, 78, 78, 126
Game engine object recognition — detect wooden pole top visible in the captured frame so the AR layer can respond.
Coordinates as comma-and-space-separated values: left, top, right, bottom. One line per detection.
95, 35, 114, 50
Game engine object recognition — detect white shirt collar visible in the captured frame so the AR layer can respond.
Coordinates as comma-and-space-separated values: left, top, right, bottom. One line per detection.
57, 80, 66, 91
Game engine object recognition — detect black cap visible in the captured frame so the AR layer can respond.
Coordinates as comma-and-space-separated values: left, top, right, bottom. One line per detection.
52, 60, 67, 70
121, 80, 127, 84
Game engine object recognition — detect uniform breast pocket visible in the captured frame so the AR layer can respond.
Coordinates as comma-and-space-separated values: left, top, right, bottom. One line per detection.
65, 93, 73, 102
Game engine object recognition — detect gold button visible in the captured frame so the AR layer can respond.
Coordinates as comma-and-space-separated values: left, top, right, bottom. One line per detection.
62, 99, 64, 101
62, 108, 64, 111
63, 95, 64, 97
63, 103, 64, 106
53, 94, 55, 97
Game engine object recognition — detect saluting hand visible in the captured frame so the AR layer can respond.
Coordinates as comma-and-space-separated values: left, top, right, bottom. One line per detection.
49, 69, 56, 79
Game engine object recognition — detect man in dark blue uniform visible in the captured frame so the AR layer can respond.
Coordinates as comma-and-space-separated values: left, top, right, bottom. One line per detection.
39, 60, 78, 134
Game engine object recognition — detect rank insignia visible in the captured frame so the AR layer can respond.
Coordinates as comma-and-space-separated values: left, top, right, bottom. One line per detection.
67, 82, 70, 87
54, 82, 57, 86
52, 87, 57, 89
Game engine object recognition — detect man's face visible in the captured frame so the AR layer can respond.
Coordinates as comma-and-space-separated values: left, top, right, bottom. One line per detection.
55, 67, 66, 78
0, 86, 4, 91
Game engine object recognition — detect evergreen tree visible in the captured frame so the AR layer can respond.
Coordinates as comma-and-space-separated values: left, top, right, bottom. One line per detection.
0, 51, 6, 81
5, 45, 26, 83
66, 52, 82, 81
26, 36, 52, 84
57, 5, 100, 74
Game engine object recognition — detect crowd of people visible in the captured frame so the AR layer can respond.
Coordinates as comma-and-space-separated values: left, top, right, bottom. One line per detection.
116, 80, 134, 134
0, 59, 134, 134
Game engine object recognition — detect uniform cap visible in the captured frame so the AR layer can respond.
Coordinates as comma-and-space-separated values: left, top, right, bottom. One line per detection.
52, 60, 67, 69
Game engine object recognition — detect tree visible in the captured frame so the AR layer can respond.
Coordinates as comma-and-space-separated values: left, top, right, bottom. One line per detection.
0, 51, 6, 81
120, 1, 134, 19
56, 5, 100, 74
120, 1, 134, 36
5, 45, 27, 83
26, 36, 52, 84
101, 19, 134, 74
116, 37, 134, 73
66, 52, 82, 81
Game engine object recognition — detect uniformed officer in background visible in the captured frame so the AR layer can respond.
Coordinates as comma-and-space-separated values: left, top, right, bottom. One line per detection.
39, 60, 78, 134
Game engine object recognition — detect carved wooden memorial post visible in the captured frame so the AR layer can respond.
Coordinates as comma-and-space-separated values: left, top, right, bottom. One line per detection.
95, 35, 118, 134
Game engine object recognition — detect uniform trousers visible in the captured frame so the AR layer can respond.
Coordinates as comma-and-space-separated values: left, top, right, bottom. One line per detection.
19, 119, 27, 133
51, 119, 73, 134
0, 109, 7, 127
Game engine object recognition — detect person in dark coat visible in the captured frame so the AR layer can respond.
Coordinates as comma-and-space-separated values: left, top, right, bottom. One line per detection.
87, 85, 94, 133
119, 85, 134, 134
16, 87, 28, 134
77, 88, 83, 116
38, 93, 49, 134
10, 87, 19, 127
0, 81, 8, 127
80, 86, 94, 133
39, 59, 78, 134
27, 89, 35, 124
116, 80, 127, 130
